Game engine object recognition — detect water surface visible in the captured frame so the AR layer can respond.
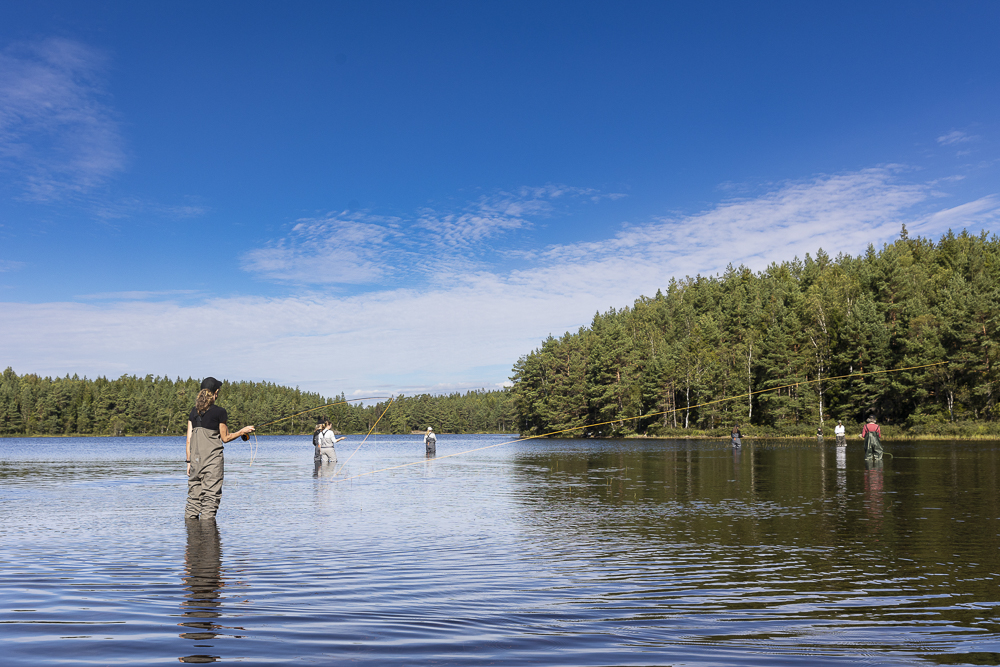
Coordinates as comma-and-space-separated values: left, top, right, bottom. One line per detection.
1, 435, 999, 665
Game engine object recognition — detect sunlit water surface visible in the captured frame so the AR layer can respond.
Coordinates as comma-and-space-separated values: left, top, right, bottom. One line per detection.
1, 435, 999, 666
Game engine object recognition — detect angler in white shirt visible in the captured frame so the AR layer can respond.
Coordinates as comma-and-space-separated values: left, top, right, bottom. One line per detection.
318, 420, 344, 463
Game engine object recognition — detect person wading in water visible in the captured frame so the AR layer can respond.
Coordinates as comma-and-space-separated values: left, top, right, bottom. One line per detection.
317, 420, 343, 463
312, 420, 324, 462
860, 415, 883, 460
425, 426, 437, 455
834, 420, 846, 446
185, 377, 255, 520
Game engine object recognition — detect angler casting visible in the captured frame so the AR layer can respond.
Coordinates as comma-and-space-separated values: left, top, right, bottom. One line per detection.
185, 377, 255, 520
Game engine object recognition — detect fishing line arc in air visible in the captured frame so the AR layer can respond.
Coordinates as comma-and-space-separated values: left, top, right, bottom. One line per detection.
335, 396, 394, 476
240, 395, 394, 466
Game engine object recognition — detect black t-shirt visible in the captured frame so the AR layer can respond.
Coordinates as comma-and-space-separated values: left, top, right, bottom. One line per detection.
190, 404, 228, 432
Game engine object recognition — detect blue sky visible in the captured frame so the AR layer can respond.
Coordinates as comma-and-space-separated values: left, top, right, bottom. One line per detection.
1, 1, 999, 398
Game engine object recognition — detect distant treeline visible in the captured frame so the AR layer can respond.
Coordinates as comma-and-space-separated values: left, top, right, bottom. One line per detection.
0, 369, 516, 436
511, 229, 1000, 437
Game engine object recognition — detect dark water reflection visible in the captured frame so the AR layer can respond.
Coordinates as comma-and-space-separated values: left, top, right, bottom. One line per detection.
1, 435, 999, 665
511, 439, 1000, 664
179, 519, 226, 663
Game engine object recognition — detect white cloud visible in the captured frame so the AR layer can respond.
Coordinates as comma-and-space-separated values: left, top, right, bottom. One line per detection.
2, 168, 996, 398
242, 212, 403, 284
922, 195, 1000, 229
75, 289, 201, 301
937, 130, 979, 146
537, 168, 928, 281
242, 185, 620, 285
0, 38, 124, 200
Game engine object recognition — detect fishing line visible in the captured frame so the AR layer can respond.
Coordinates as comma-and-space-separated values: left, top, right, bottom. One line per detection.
240, 395, 395, 439
333, 361, 947, 483
238, 395, 393, 468
249, 431, 259, 467
335, 396, 394, 476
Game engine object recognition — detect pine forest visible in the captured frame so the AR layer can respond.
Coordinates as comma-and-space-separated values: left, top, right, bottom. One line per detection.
0, 371, 516, 437
510, 229, 1000, 438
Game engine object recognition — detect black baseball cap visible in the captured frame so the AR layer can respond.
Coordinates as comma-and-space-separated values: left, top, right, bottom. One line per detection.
200, 377, 223, 391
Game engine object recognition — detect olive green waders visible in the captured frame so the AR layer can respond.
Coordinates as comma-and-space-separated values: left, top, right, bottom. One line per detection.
186, 426, 225, 520
864, 429, 884, 460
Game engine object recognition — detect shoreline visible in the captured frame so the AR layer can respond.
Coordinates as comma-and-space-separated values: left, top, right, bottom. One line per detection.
1, 431, 996, 441
0, 431, 521, 439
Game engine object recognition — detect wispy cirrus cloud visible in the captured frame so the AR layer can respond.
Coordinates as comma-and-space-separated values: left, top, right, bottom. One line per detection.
539, 168, 927, 272
242, 185, 616, 284
414, 185, 623, 249
923, 195, 1000, 229
75, 289, 202, 301
937, 130, 979, 146
242, 212, 403, 284
0, 38, 125, 201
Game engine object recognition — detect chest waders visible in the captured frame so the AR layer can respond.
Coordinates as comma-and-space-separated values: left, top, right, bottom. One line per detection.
186, 413, 225, 520
318, 430, 337, 463
864, 428, 884, 460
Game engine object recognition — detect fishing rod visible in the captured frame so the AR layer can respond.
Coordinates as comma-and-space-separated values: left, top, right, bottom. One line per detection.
335, 396, 394, 475
333, 360, 948, 483
239, 396, 394, 440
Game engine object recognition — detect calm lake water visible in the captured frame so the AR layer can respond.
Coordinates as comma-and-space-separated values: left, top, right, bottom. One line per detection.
1, 434, 999, 666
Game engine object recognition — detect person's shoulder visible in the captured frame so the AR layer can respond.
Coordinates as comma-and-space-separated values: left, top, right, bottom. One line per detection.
210, 404, 228, 421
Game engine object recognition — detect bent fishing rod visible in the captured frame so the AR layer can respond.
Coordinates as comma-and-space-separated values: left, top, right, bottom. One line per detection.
239, 396, 394, 440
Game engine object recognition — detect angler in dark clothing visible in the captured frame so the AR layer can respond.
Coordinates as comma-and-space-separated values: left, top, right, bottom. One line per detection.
312, 421, 324, 462
730, 424, 742, 447
185, 377, 255, 520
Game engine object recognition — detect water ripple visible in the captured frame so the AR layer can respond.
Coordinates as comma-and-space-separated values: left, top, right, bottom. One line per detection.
2, 436, 1000, 665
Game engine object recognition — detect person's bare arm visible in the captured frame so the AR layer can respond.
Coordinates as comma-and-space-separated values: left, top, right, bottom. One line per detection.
220, 422, 255, 443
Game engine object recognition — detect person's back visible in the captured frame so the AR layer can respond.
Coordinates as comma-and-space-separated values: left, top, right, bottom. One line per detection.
861, 418, 883, 459
185, 377, 254, 520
